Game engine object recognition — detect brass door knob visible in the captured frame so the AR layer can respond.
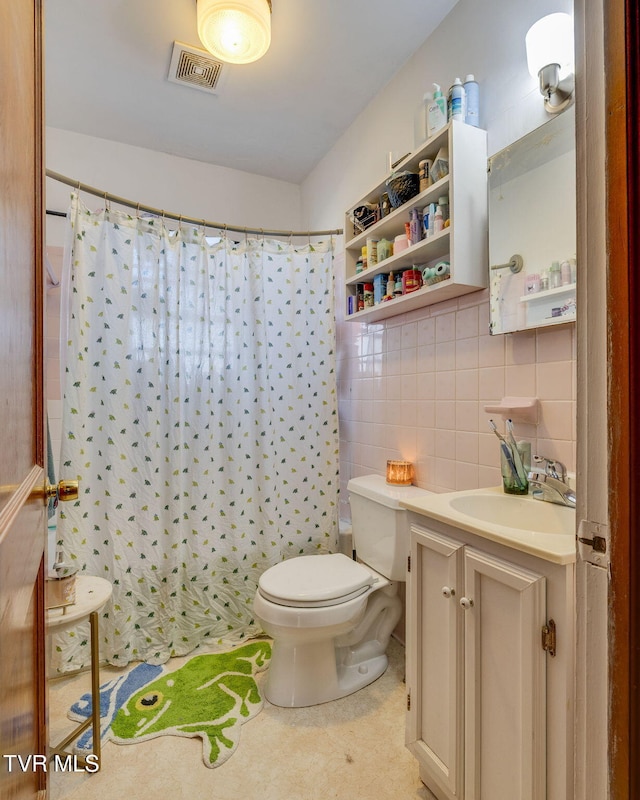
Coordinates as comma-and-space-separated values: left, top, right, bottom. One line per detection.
46, 479, 79, 502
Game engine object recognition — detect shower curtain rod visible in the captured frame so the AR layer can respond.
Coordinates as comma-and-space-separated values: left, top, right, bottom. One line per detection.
45, 169, 344, 239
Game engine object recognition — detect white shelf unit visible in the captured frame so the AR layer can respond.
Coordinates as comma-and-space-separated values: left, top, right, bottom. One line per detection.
520, 282, 576, 329
344, 120, 488, 322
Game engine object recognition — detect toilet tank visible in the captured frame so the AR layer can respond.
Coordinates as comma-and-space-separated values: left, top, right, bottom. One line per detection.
347, 475, 432, 581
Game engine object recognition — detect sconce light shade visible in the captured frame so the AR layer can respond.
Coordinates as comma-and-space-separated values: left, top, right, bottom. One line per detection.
197, 0, 272, 65
386, 460, 415, 486
525, 12, 575, 114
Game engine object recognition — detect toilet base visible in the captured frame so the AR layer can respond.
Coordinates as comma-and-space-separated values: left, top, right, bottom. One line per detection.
264, 636, 388, 707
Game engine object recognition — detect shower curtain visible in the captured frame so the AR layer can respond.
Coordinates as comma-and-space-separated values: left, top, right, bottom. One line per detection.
53, 194, 339, 672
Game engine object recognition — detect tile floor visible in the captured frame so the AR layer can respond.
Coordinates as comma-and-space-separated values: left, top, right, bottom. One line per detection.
49, 637, 433, 800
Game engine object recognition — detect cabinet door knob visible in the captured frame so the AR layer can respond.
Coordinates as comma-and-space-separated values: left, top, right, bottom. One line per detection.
441, 586, 455, 598
459, 597, 474, 610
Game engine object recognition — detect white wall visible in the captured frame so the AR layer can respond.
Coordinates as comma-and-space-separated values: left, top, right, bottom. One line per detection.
300, 0, 572, 231
45, 127, 302, 248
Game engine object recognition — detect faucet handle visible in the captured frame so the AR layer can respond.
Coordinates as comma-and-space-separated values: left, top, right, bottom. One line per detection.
532, 455, 567, 481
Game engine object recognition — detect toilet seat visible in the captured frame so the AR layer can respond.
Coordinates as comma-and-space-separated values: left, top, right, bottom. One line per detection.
258, 553, 378, 608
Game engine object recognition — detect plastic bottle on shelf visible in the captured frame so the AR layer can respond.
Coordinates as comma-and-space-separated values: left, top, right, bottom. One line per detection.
427, 84, 447, 136
422, 205, 430, 237
463, 74, 480, 127
549, 261, 562, 289
433, 205, 444, 234
363, 283, 374, 307
561, 259, 572, 285
438, 195, 450, 224
386, 272, 395, 297
366, 238, 378, 267
409, 208, 423, 245
447, 77, 465, 121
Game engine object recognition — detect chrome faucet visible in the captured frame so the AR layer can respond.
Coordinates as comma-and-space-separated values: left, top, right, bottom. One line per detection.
528, 456, 576, 508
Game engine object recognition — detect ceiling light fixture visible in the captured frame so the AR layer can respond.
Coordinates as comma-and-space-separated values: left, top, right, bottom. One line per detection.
525, 12, 575, 114
197, 0, 272, 65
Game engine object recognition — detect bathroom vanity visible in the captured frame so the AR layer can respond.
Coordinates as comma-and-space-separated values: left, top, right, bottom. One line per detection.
401, 487, 575, 800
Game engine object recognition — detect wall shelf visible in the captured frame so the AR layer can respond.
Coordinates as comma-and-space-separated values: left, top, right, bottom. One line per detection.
519, 282, 576, 303
343, 120, 488, 321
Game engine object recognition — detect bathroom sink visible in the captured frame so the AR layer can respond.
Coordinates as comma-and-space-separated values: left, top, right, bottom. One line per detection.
400, 486, 577, 564
447, 492, 574, 536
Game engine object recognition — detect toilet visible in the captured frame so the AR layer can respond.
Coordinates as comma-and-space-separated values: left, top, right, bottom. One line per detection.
253, 474, 430, 707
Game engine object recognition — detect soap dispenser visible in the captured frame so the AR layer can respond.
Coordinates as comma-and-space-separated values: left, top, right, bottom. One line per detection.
427, 84, 447, 136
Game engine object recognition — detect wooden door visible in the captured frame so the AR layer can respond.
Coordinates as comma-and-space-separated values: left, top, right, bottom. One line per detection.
406, 525, 464, 800
0, 2, 47, 799
462, 548, 546, 800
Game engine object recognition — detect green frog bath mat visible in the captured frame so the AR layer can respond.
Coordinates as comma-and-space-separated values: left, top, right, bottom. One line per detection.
69, 640, 271, 768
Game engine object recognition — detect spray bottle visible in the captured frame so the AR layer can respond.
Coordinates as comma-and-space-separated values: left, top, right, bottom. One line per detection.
447, 77, 465, 121
463, 74, 480, 126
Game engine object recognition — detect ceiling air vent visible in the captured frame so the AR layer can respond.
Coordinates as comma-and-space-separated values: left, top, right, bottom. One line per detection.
168, 41, 224, 94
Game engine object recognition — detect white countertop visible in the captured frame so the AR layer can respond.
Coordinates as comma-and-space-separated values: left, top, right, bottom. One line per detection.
401, 485, 576, 565
47, 575, 113, 632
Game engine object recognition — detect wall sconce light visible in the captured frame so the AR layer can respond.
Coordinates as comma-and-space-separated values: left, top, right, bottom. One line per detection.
386, 460, 415, 486
525, 12, 575, 114
197, 0, 272, 65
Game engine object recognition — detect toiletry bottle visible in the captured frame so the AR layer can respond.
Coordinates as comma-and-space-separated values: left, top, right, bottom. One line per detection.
433, 205, 444, 234
394, 273, 403, 296
561, 259, 572, 285
438, 195, 449, 224
423, 92, 432, 142
422, 205, 430, 237
409, 208, 423, 245
366, 238, 378, 267
447, 77, 465, 121
419, 159, 431, 192
427, 84, 447, 136
428, 202, 437, 236
363, 283, 374, 307
386, 272, 395, 298
463, 74, 480, 126
549, 261, 562, 289
540, 270, 549, 292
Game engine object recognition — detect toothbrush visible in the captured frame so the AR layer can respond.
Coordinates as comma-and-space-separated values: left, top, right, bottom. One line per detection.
505, 419, 529, 486
489, 419, 526, 490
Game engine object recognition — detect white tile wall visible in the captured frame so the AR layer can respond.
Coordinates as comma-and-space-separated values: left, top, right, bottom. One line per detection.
337, 281, 577, 520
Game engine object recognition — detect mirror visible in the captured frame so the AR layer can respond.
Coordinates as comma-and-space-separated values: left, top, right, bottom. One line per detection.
488, 108, 576, 334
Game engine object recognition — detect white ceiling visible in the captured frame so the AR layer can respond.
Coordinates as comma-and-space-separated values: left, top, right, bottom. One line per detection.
45, 0, 458, 184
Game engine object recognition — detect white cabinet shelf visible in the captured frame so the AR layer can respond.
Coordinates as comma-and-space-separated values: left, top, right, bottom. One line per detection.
344, 120, 487, 322
519, 282, 576, 303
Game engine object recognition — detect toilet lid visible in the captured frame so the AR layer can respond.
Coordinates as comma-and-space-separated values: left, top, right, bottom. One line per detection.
258, 553, 377, 607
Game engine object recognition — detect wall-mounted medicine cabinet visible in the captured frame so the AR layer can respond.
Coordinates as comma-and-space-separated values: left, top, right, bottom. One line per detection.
488, 108, 576, 334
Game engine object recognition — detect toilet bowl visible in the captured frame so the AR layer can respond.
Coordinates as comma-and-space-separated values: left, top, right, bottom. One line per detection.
253, 475, 431, 707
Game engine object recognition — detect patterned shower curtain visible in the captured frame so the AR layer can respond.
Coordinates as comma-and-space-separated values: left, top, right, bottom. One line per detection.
53, 194, 339, 672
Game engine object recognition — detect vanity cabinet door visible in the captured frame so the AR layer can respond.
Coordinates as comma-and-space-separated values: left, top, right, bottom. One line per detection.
407, 524, 548, 800
462, 548, 546, 800
406, 525, 464, 800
